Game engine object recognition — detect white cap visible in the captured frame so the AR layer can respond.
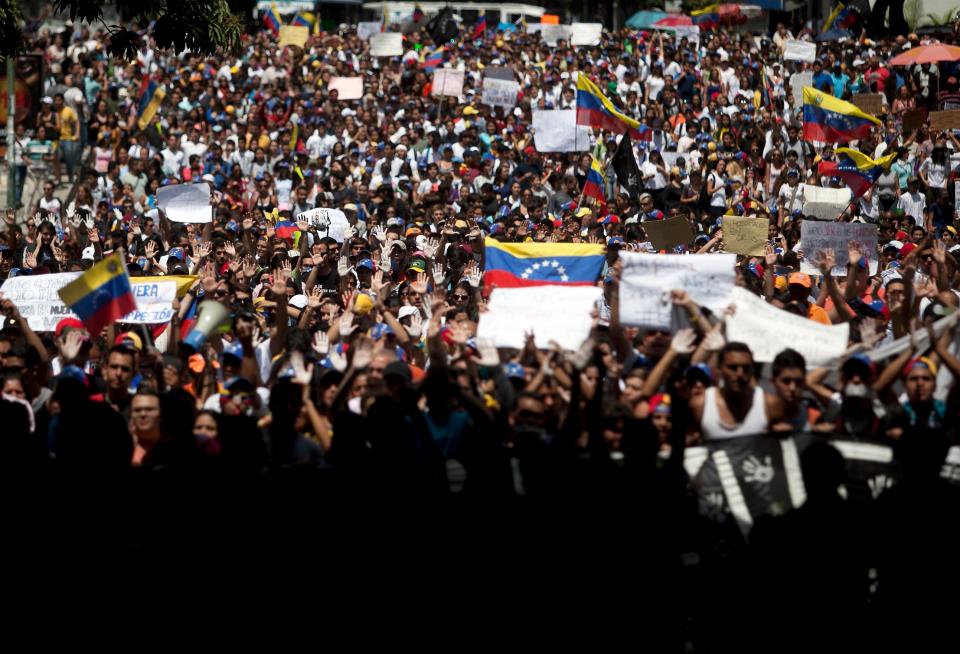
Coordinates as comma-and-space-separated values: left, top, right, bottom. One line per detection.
288, 294, 308, 309
886, 240, 904, 250
398, 306, 420, 320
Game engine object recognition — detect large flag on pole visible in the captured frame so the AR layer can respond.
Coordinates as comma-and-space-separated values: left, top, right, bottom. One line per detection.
803, 86, 881, 143
576, 73, 648, 140
58, 253, 137, 336
612, 135, 643, 201
818, 147, 897, 197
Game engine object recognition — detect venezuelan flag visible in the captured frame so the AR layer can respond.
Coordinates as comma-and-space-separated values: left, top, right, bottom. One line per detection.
137, 80, 166, 131
262, 4, 282, 35
582, 158, 606, 204
802, 87, 880, 143
819, 147, 897, 197
576, 74, 646, 140
292, 12, 314, 29
421, 46, 445, 72
691, 4, 720, 30
483, 238, 605, 292
58, 253, 137, 336
473, 10, 486, 39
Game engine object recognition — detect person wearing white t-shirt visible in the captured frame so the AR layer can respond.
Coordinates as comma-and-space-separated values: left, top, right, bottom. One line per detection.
706, 159, 728, 218
897, 176, 927, 224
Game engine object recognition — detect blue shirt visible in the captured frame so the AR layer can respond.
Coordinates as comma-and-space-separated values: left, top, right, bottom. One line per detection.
829, 72, 850, 98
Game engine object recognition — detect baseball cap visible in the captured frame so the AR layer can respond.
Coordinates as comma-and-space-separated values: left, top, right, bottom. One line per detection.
787, 272, 812, 288
55, 317, 87, 339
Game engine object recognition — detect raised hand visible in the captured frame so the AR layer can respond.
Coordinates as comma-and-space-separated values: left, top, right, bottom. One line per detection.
24, 242, 39, 268
59, 329, 86, 362
51, 241, 66, 263
422, 238, 440, 260
144, 240, 158, 260
307, 285, 323, 308
243, 255, 257, 279
405, 312, 423, 338
201, 262, 218, 294
464, 261, 482, 287
847, 240, 864, 268
296, 219, 310, 234
339, 310, 356, 337
87, 226, 99, 243
476, 337, 500, 367
272, 263, 290, 296
670, 289, 693, 307
702, 329, 726, 352
224, 241, 236, 258
431, 262, 445, 285
371, 224, 387, 243
670, 328, 697, 354
812, 248, 836, 276
195, 241, 211, 259
328, 348, 348, 372
764, 243, 778, 267
288, 351, 314, 387
350, 337, 374, 369
379, 242, 393, 268
931, 239, 947, 265
337, 255, 350, 277
312, 330, 329, 355
370, 269, 386, 295
410, 271, 430, 294
342, 225, 356, 242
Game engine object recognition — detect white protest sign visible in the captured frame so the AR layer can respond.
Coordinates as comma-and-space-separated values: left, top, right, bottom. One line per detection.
328, 76, 363, 100
526, 23, 573, 46
157, 183, 212, 223
784, 39, 816, 63
357, 22, 382, 40
532, 110, 592, 152
802, 183, 852, 219
296, 207, 349, 242
477, 285, 603, 351
618, 252, 736, 328
370, 32, 403, 57
431, 69, 464, 97
570, 23, 602, 46
799, 221, 878, 276
724, 287, 850, 366
790, 71, 813, 108
481, 77, 519, 109
1, 273, 178, 331
671, 25, 700, 48
121, 281, 177, 324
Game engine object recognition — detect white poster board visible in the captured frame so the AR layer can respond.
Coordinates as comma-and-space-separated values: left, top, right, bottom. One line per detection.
477, 285, 603, 351
784, 39, 817, 63
618, 252, 737, 328
481, 77, 519, 109
0, 273, 178, 331
671, 25, 700, 49
328, 77, 363, 100
157, 183, 212, 223
297, 207, 350, 242
570, 23, 602, 46
799, 221, 878, 276
724, 287, 850, 366
790, 72, 813, 108
369, 32, 403, 57
525, 23, 573, 46
431, 69, 465, 97
532, 110, 592, 152
357, 22, 382, 41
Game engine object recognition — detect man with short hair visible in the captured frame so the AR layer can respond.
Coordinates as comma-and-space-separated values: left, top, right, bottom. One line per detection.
130, 390, 162, 465
690, 342, 781, 439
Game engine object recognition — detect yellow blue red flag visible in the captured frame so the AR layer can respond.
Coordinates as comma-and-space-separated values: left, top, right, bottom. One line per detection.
58, 253, 137, 336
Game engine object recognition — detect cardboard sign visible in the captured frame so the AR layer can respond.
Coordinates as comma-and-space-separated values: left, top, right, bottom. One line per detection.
532, 110, 592, 152
370, 32, 403, 57
641, 217, 694, 251
477, 285, 603, 351
157, 183, 212, 223
328, 77, 363, 100
902, 108, 927, 131
853, 93, 884, 116
724, 287, 850, 367
799, 221, 878, 276
929, 110, 960, 131
357, 22, 382, 40
0, 274, 179, 331
296, 208, 349, 242
723, 216, 769, 256
783, 39, 816, 63
481, 77, 519, 109
278, 25, 309, 49
618, 252, 736, 328
570, 23, 602, 46
431, 68, 464, 97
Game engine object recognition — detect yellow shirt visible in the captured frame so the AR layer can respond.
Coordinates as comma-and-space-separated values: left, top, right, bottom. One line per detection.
60, 106, 79, 141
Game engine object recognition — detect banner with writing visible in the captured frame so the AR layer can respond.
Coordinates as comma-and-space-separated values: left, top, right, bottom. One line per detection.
481, 77, 519, 109
618, 252, 736, 328
723, 216, 768, 256
431, 69, 465, 97
525, 23, 573, 46
784, 39, 816, 63
799, 221, 878, 276
369, 33, 403, 57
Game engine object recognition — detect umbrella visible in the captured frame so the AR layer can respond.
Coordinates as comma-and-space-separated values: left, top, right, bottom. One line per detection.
815, 28, 853, 42
654, 16, 694, 28
888, 43, 960, 66
625, 10, 668, 29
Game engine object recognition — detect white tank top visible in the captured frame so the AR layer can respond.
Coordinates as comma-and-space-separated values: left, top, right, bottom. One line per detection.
701, 386, 769, 440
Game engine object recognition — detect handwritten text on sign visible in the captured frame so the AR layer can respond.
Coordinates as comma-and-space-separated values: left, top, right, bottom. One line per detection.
724, 287, 849, 366
481, 77, 519, 109
799, 221, 878, 276
618, 252, 736, 328
0, 273, 177, 331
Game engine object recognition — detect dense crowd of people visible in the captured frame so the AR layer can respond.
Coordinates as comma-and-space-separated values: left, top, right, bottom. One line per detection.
1, 4, 959, 641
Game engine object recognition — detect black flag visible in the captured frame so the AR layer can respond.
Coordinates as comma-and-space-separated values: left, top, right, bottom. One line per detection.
612, 135, 642, 201
426, 8, 459, 44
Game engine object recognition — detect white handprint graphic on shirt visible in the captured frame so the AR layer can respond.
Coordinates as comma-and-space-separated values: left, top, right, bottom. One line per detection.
742, 455, 775, 484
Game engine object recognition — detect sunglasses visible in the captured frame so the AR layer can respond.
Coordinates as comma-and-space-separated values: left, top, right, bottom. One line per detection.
452, 293, 469, 301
